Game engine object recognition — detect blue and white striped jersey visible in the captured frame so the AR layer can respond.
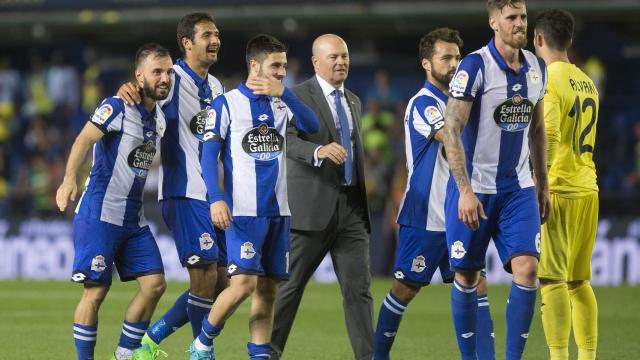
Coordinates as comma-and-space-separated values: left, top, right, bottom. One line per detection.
397, 81, 449, 231
449, 38, 547, 194
207, 82, 295, 217
158, 58, 224, 201
76, 97, 166, 227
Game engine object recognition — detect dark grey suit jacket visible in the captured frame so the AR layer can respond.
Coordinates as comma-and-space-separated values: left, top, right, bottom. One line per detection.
286, 76, 371, 232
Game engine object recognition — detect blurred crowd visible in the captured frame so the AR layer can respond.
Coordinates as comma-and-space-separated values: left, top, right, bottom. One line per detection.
0, 44, 638, 274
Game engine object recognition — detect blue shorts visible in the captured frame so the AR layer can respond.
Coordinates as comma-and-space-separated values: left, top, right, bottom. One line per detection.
225, 216, 290, 280
445, 184, 541, 273
161, 198, 227, 267
71, 217, 164, 285
393, 226, 453, 287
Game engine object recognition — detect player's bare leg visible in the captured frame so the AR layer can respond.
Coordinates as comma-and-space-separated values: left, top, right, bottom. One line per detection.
112, 274, 166, 359
73, 284, 109, 360
190, 274, 258, 359
249, 277, 279, 344
75, 284, 110, 324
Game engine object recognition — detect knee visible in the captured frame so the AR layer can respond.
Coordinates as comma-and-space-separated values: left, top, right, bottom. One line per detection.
231, 279, 257, 300
511, 256, 538, 284
391, 281, 420, 303
82, 286, 109, 310
142, 277, 167, 300
454, 271, 480, 288
190, 265, 218, 298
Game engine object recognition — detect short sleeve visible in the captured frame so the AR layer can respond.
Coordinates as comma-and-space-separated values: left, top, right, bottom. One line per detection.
90, 97, 124, 133
203, 95, 230, 142
410, 96, 445, 141
449, 53, 484, 100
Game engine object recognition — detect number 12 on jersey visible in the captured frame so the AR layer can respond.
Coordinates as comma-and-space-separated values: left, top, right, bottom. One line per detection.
569, 95, 597, 155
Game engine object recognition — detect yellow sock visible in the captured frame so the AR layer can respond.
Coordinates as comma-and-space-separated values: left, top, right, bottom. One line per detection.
541, 283, 571, 360
570, 282, 598, 360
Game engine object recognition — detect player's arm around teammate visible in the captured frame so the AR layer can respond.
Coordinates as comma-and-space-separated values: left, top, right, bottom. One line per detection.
58, 43, 172, 360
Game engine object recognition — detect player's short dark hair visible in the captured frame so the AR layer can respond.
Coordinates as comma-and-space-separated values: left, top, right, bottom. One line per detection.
487, 0, 525, 14
135, 43, 171, 69
419, 28, 463, 62
245, 34, 287, 68
176, 13, 215, 55
535, 9, 575, 51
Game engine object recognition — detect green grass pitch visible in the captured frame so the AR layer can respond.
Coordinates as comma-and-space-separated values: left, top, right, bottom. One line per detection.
0, 280, 637, 359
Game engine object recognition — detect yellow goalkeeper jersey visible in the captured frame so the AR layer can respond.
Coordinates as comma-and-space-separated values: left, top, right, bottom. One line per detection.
544, 61, 599, 197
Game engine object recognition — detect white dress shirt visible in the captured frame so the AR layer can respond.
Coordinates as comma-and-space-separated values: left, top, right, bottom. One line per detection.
313, 74, 355, 167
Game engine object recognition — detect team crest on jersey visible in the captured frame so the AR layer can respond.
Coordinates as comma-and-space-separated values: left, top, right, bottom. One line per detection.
411, 255, 427, 273
91, 255, 107, 272
242, 123, 284, 161
240, 242, 256, 259
493, 94, 534, 132
451, 241, 466, 259
127, 140, 156, 178
528, 67, 540, 84
94, 104, 113, 124
190, 107, 217, 141
199, 232, 214, 250
535, 232, 541, 253
451, 70, 469, 95
424, 106, 443, 125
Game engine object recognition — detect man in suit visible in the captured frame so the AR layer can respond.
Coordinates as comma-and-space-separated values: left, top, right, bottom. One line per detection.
270, 34, 374, 360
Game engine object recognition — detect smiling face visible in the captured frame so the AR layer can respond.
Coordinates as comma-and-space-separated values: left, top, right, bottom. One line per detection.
251, 52, 287, 81
490, 2, 528, 49
136, 54, 173, 101
312, 35, 349, 88
183, 20, 221, 67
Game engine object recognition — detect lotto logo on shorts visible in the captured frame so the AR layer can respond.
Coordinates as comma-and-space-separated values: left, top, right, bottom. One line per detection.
535, 232, 541, 253
90, 255, 107, 272
199, 232, 214, 250
240, 242, 256, 259
451, 241, 467, 259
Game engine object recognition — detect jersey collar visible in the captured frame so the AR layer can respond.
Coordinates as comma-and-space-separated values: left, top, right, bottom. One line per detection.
176, 58, 212, 97
488, 37, 530, 75
238, 81, 270, 102
424, 80, 448, 103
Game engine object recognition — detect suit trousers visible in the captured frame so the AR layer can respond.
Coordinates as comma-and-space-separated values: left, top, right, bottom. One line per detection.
271, 186, 374, 359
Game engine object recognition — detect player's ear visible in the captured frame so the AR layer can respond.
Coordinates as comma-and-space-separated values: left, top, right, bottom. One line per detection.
134, 68, 144, 85
421, 58, 430, 73
182, 36, 192, 52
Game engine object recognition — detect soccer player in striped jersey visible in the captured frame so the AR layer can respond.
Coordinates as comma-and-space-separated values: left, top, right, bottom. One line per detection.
442, 1, 551, 359
374, 28, 494, 360
189, 34, 319, 360
56, 43, 172, 360
118, 14, 228, 358
534, 9, 600, 360
373, 28, 495, 360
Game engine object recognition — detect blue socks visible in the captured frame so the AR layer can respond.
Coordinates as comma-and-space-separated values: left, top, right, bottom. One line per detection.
506, 282, 537, 360
118, 320, 149, 350
374, 292, 408, 360
247, 342, 272, 359
147, 290, 190, 344
451, 280, 478, 360
197, 319, 224, 349
187, 292, 214, 337
476, 293, 495, 360
73, 323, 97, 360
